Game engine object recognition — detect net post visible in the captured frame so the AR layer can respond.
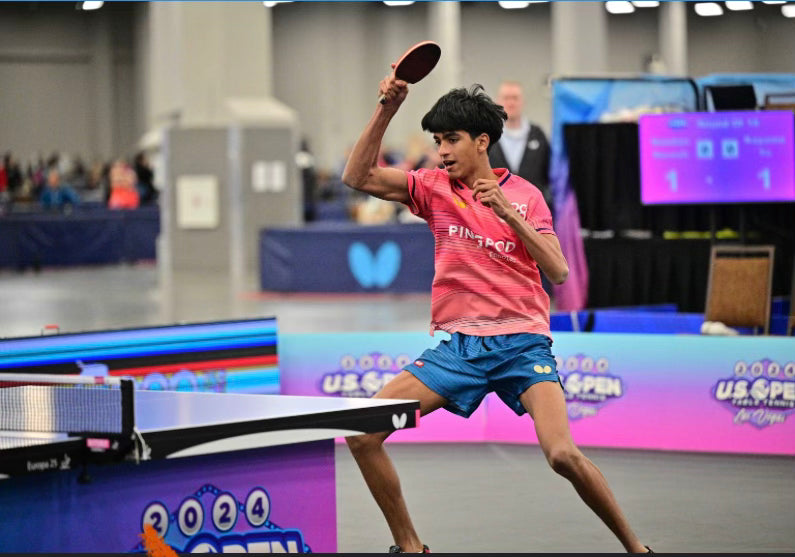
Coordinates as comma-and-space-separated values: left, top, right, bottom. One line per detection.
120, 378, 135, 438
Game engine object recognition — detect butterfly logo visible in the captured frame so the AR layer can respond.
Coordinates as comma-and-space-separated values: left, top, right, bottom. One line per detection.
392, 413, 408, 429
347, 241, 401, 288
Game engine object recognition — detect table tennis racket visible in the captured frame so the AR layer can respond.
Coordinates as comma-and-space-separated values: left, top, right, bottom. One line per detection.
379, 40, 442, 104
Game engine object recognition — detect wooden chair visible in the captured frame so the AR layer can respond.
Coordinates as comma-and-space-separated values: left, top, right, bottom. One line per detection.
763, 92, 795, 113
705, 245, 775, 335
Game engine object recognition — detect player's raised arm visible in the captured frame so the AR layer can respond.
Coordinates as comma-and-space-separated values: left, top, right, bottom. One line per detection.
342, 72, 410, 204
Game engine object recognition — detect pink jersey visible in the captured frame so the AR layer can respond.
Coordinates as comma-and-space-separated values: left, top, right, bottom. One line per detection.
404, 167, 556, 338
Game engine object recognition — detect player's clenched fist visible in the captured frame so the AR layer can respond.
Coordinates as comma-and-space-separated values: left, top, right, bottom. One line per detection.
473, 178, 512, 219
379, 65, 408, 108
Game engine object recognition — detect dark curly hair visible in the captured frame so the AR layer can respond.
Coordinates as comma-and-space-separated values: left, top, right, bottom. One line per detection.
420, 84, 507, 150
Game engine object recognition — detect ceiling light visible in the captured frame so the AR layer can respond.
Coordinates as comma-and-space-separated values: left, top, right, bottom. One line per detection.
694, 2, 723, 16
782, 4, 795, 17
383, 1, 415, 5
263, 1, 291, 7
632, 1, 660, 7
498, 1, 531, 8
761, 1, 785, 4
725, 1, 753, 10
605, 1, 635, 15
81, 1, 103, 10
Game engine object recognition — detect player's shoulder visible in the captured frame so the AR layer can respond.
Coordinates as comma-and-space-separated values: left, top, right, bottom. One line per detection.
410, 166, 451, 188
502, 171, 543, 196
411, 166, 449, 181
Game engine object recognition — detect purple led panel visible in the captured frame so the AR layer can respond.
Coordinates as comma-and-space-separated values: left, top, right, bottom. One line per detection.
639, 111, 795, 205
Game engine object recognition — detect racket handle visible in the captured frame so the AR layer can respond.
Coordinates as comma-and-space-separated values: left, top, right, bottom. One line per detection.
378, 94, 387, 105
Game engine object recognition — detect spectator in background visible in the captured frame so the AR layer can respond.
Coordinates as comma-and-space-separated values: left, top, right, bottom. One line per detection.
107, 160, 140, 210
46, 152, 60, 171
68, 156, 88, 191
1, 153, 23, 212
133, 152, 158, 205
489, 80, 553, 213
490, 81, 555, 301
40, 168, 80, 212
29, 156, 47, 200
3, 152, 23, 199
296, 139, 317, 222
0, 156, 7, 193
100, 162, 112, 204
0, 155, 8, 213
78, 160, 108, 204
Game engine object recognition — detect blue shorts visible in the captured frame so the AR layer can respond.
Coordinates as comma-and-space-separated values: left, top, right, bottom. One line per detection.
403, 332, 560, 418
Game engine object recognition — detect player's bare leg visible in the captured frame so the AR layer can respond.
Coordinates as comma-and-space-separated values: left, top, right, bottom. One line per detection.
520, 382, 649, 553
346, 371, 447, 553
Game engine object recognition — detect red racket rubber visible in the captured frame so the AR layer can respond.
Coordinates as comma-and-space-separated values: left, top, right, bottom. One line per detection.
379, 41, 441, 104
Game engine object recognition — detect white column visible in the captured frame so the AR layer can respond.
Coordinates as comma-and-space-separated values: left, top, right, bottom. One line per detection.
659, 1, 688, 76
90, 9, 114, 159
146, 2, 184, 129
145, 2, 274, 129
427, 1, 462, 95
222, 6, 273, 98
551, 2, 607, 75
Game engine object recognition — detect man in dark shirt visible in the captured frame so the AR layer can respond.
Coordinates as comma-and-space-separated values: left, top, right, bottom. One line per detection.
489, 80, 552, 214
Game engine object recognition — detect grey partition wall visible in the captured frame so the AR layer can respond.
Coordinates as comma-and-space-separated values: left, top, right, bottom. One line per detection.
162, 127, 232, 272
159, 122, 301, 299
235, 126, 301, 275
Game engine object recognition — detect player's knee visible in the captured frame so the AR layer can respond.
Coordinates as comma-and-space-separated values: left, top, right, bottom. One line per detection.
346, 432, 385, 455
546, 446, 582, 478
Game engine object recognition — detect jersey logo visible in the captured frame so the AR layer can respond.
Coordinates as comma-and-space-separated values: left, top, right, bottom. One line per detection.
453, 196, 467, 209
511, 202, 528, 218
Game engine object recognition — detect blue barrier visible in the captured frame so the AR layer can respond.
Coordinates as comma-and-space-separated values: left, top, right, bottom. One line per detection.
590, 310, 704, 334
259, 222, 434, 293
551, 306, 792, 335
0, 207, 159, 268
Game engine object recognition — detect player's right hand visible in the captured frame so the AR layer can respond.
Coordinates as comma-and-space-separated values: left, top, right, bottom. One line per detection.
379, 66, 408, 108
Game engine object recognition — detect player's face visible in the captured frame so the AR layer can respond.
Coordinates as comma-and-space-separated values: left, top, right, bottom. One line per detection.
433, 131, 482, 181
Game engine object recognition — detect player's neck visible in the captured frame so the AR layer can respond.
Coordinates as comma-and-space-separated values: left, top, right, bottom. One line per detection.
461, 165, 500, 189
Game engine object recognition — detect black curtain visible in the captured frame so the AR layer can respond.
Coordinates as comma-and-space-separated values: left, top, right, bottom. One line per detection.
564, 122, 795, 236
564, 122, 794, 309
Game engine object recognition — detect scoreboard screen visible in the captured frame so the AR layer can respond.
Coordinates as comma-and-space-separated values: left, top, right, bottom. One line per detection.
639, 111, 795, 205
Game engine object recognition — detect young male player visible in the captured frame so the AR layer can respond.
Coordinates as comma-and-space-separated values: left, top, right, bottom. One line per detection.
342, 72, 652, 554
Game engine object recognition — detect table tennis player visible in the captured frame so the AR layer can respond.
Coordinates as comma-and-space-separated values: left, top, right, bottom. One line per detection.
341, 71, 655, 555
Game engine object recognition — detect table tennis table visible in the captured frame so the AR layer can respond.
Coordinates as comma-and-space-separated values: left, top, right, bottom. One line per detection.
0, 388, 420, 553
